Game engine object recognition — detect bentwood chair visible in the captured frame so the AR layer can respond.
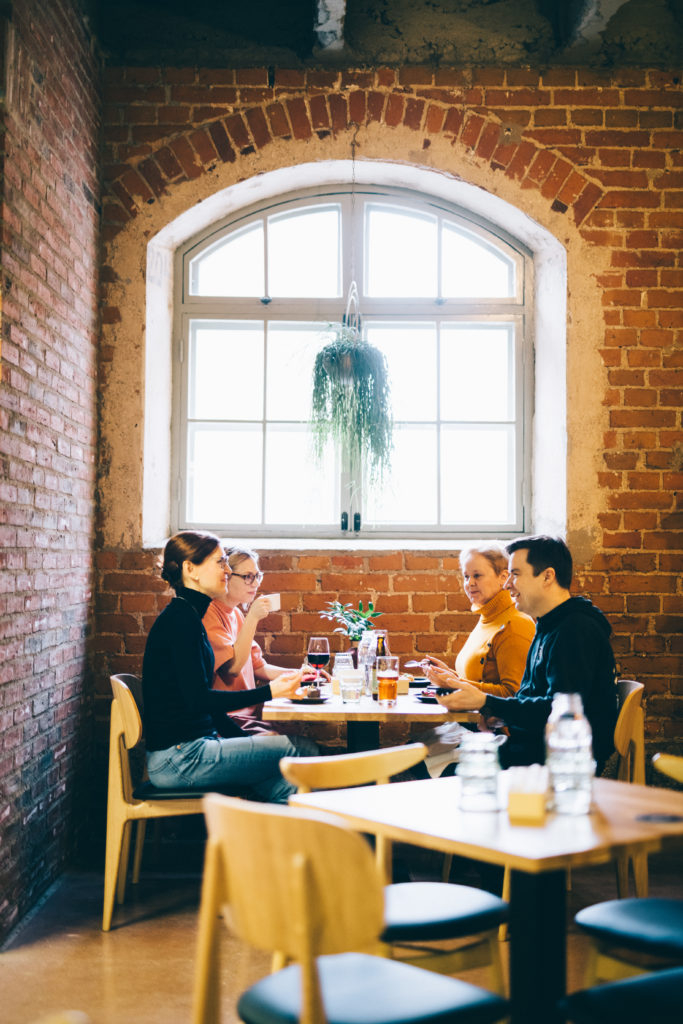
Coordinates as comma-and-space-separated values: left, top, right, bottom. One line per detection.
279, 744, 508, 992
652, 752, 683, 784
103, 674, 211, 931
562, 966, 683, 1023
614, 679, 647, 897
192, 794, 509, 1024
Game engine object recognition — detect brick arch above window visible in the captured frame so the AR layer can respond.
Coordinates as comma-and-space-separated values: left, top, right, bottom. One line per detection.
102, 91, 604, 242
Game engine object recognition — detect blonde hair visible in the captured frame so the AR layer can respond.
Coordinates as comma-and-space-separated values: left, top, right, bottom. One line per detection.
459, 543, 508, 576
224, 545, 259, 571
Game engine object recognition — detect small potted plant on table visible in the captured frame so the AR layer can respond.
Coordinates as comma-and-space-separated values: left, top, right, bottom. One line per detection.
320, 600, 382, 665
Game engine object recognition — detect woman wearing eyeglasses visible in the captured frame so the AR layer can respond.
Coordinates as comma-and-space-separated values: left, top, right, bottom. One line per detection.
203, 546, 302, 735
142, 532, 317, 804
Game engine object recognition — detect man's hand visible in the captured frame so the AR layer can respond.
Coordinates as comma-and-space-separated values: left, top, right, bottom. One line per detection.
435, 676, 487, 712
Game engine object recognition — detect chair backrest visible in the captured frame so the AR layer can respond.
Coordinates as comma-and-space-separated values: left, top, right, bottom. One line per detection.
652, 753, 683, 784
110, 674, 144, 750
109, 674, 146, 805
614, 679, 645, 784
279, 742, 428, 794
203, 793, 384, 962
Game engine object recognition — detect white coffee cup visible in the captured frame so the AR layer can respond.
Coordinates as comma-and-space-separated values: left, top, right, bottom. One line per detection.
264, 593, 280, 611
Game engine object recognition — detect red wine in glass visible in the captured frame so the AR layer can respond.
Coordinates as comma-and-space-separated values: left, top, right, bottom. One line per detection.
307, 637, 330, 682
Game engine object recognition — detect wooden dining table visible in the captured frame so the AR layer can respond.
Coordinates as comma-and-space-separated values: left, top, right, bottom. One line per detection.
263, 690, 479, 751
291, 774, 683, 1024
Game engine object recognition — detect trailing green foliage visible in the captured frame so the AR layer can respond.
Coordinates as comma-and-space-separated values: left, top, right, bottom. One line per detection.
320, 599, 382, 642
311, 324, 393, 482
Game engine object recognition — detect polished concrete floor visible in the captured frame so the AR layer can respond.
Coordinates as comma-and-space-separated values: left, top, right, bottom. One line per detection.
2, 839, 681, 1024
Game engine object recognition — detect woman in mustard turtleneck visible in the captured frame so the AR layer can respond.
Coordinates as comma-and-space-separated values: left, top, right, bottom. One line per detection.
424, 544, 534, 698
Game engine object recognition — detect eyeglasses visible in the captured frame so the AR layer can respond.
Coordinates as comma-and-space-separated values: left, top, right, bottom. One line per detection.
217, 555, 232, 569
230, 571, 264, 585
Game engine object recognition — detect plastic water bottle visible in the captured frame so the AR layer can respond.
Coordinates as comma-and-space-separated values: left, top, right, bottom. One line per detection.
545, 693, 596, 814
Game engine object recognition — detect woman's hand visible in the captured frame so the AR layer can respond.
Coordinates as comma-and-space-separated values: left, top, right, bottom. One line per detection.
245, 595, 274, 624
435, 676, 487, 711
423, 661, 459, 689
269, 669, 305, 699
422, 655, 449, 672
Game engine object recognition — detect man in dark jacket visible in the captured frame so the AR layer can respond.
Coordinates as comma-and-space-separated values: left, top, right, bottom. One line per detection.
432, 535, 618, 770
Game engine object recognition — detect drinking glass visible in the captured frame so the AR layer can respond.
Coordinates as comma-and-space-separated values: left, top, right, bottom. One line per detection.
357, 631, 377, 698
339, 670, 363, 704
376, 655, 399, 707
307, 637, 330, 683
333, 652, 354, 675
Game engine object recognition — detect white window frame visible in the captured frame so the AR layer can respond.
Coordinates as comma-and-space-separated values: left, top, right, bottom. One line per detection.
172, 185, 534, 541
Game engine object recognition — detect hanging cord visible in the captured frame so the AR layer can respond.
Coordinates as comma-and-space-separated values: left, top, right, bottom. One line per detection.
345, 123, 362, 337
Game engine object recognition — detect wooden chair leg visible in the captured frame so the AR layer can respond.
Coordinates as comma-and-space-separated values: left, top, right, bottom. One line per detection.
192, 841, 223, 1024
498, 866, 510, 941
116, 819, 132, 905
132, 819, 147, 885
633, 851, 649, 897
441, 853, 453, 883
102, 812, 126, 932
487, 932, 507, 995
616, 853, 630, 897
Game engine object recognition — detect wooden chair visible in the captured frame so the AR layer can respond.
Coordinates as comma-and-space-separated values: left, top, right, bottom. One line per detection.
562, 966, 683, 1023
192, 793, 509, 1024
575, 897, 683, 985
279, 744, 508, 992
614, 679, 647, 897
103, 673, 205, 931
652, 752, 683, 784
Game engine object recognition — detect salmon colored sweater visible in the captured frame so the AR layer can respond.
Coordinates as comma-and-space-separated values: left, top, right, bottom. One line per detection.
454, 589, 535, 698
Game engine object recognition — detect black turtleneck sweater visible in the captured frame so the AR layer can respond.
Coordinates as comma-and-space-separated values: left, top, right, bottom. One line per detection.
142, 586, 274, 751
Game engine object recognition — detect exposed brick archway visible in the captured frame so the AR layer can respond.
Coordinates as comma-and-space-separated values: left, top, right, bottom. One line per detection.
102, 83, 604, 239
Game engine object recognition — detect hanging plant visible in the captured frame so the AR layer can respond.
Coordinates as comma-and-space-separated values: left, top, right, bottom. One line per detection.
311, 322, 393, 483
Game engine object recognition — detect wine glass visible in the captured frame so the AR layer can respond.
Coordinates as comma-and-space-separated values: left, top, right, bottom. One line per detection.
307, 637, 330, 683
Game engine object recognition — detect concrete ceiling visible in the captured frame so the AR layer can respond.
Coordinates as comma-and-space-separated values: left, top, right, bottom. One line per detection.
86, 0, 683, 66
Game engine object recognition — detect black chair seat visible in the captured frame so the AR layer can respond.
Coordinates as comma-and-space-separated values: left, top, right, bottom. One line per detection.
562, 966, 683, 1024
238, 952, 508, 1024
382, 882, 508, 942
575, 898, 683, 959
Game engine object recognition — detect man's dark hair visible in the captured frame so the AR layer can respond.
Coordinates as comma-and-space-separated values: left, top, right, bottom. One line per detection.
505, 535, 573, 589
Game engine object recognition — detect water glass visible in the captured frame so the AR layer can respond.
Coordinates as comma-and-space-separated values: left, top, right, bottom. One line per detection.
339, 670, 363, 704
333, 652, 355, 675
357, 632, 377, 698
376, 655, 399, 707
456, 732, 506, 811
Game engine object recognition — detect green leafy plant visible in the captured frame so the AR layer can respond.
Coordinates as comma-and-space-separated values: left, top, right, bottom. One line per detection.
320, 599, 382, 643
311, 323, 393, 483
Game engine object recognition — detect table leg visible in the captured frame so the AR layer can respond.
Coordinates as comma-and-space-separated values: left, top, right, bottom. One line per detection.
346, 721, 380, 752
509, 868, 566, 1024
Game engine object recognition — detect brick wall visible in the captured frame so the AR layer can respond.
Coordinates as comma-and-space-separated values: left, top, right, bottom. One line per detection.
97, 64, 682, 763
0, 0, 100, 941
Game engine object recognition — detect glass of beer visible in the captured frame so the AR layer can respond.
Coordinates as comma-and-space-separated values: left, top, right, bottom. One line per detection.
376, 655, 399, 707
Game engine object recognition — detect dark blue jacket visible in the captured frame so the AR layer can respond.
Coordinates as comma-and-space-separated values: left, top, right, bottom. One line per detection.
483, 596, 618, 771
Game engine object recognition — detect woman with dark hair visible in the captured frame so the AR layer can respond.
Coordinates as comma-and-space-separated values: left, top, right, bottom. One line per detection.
142, 531, 317, 804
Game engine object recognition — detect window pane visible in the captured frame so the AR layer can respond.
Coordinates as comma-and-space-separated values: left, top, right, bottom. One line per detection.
364, 425, 438, 525
441, 425, 514, 524
268, 206, 341, 297
264, 425, 338, 525
440, 325, 514, 422
442, 223, 514, 297
365, 323, 437, 421
189, 321, 264, 420
366, 205, 437, 297
187, 424, 263, 524
189, 223, 264, 297
266, 323, 326, 421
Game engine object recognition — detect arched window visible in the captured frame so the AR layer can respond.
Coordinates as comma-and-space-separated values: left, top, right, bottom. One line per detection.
173, 186, 532, 540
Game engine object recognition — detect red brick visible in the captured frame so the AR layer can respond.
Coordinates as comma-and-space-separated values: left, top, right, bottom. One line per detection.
266, 103, 291, 138
348, 90, 366, 126
384, 94, 404, 128
245, 107, 271, 149
286, 98, 312, 140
